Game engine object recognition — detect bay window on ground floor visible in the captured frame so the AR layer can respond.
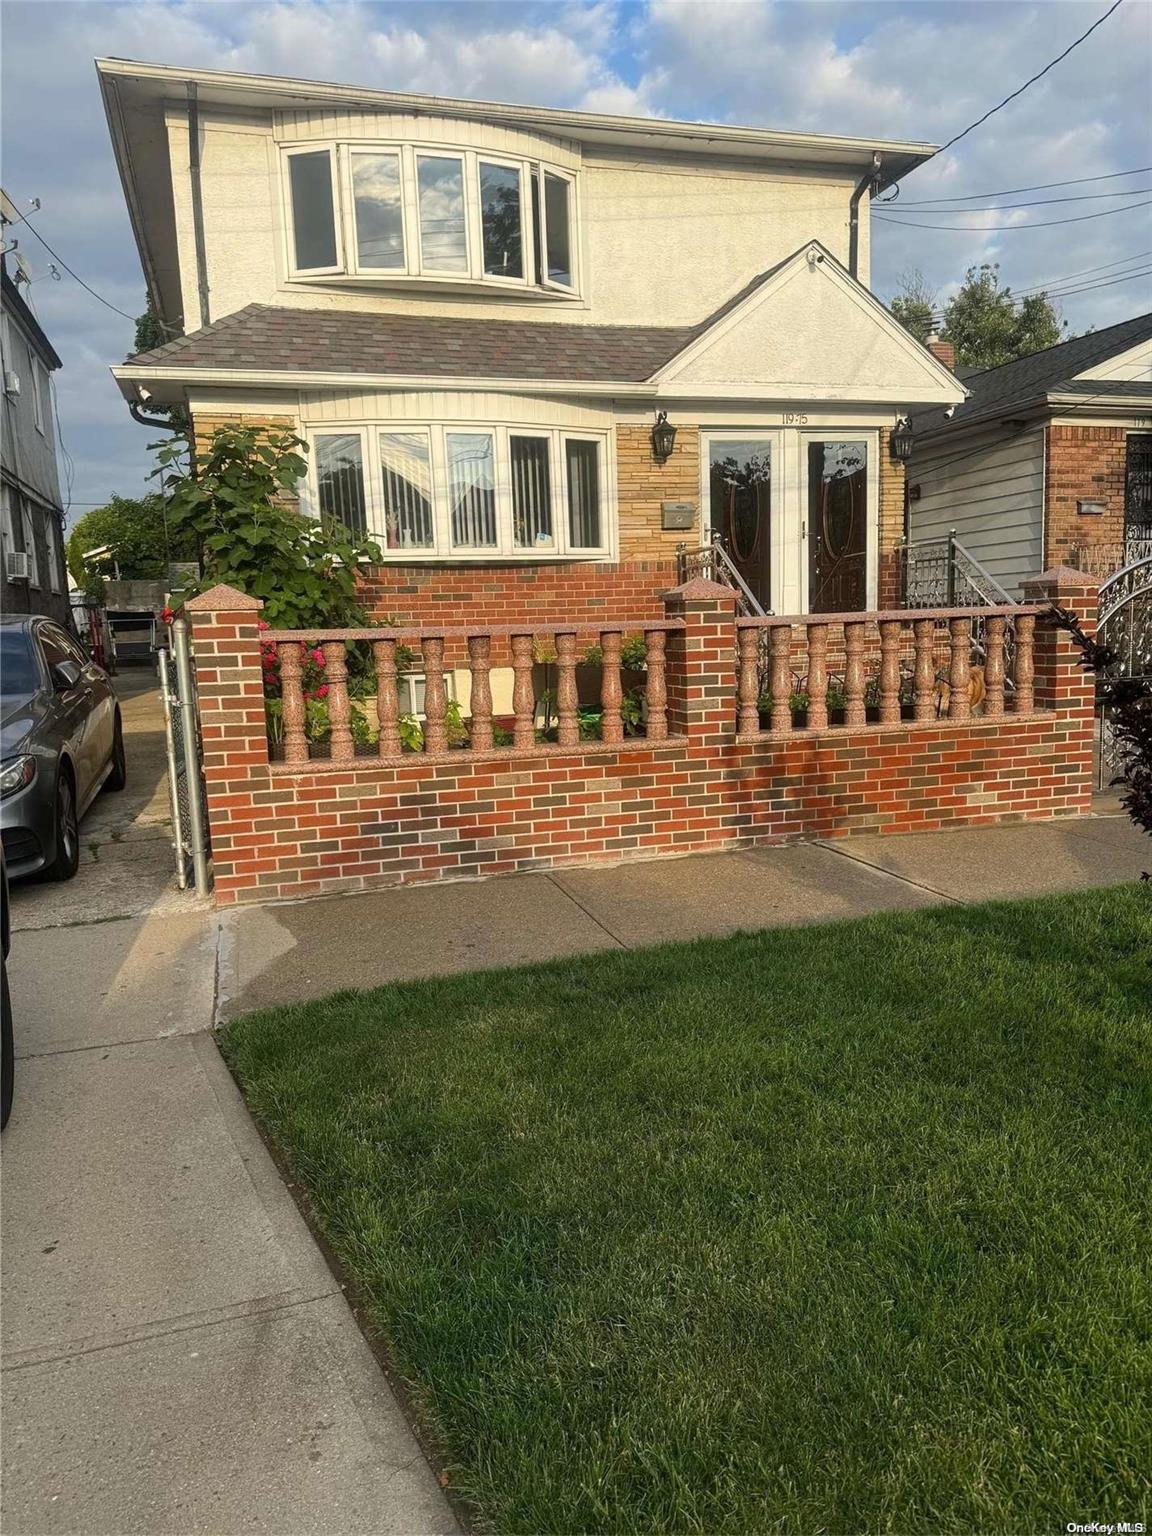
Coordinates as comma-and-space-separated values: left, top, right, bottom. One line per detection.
305, 423, 611, 559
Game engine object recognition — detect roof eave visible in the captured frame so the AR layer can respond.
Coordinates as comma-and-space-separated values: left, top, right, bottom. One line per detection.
93, 58, 938, 175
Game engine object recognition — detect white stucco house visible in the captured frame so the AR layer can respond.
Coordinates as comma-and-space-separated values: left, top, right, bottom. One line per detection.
99, 57, 964, 625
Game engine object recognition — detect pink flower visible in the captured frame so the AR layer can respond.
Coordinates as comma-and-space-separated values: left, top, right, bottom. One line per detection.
257, 619, 270, 631
311, 647, 326, 666
315, 683, 329, 698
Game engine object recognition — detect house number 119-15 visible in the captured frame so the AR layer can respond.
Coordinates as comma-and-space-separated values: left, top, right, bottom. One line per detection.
782, 412, 809, 425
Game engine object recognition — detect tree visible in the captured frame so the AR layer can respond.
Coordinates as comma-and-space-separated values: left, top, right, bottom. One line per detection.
133, 306, 188, 431
66, 494, 197, 586
151, 423, 383, 628
941, 263, 1066, 370
889, 268, 937, 346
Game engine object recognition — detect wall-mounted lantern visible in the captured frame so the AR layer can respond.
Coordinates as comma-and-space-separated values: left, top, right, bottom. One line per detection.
890, 417, 915, 463
651, 411, 677, 464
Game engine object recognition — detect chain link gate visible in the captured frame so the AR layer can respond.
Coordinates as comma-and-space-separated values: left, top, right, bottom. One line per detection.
158, 618, 212, 895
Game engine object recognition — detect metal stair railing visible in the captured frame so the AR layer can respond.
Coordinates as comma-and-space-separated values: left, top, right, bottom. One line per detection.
898, 531, 1017, 610
676, 530, 768, 617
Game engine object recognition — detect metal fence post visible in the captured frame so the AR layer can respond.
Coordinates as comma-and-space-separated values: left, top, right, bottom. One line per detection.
947, 529, 957, 606
172, 617, 212, 898
157, 647, 188, 890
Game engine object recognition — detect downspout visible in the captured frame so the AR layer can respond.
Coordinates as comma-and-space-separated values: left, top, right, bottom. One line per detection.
128, 400, 177, 432
186, 82, 211, 329
848, 151, 882, 281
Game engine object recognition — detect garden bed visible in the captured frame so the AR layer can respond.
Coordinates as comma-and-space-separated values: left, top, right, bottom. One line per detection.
221, 886, 1150, 1534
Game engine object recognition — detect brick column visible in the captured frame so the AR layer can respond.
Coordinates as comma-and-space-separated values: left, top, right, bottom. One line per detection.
1021, 566, 1100, 715
662, 578, 738, 741
183, 583, 270, 899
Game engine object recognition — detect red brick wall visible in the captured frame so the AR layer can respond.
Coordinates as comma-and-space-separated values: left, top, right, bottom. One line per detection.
360, 559, 680, 627
1044, 425, 1127, 569
188, 572, 1097, 906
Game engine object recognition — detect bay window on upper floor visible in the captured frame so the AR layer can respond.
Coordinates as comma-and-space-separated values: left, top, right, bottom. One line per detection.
306, 424, 608, 559
282, 141, 578, 294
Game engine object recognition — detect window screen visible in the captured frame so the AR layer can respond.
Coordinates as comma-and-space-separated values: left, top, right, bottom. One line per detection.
447, 432, 497, 547
379, 432, 434, 549
565, 440, 600, 547
288, 152, 338, 270
544, 173, 572, 286
479, 163, 523, 279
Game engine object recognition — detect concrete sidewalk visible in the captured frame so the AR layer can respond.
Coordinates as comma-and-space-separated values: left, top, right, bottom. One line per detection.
217, 803, 1148, 1019
1, 913, 457, 1536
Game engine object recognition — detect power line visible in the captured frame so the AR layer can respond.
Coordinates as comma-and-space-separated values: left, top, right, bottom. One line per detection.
896, 167, 1152, 205
15, 208, 139, 326
883, 187, 1151, 214
1011, 249, 1152, 295
932, 0, 1126, 158
877, 197, 1152, 232
925, 264, 1152, 322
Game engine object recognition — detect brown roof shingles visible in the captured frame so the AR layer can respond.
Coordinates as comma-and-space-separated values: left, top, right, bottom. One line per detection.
126, 303, 697, 383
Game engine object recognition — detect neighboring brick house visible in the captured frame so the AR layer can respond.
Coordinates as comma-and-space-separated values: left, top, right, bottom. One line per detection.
907, 313, 1152, 593
0, 243, 70, 626
99, 56, 963, 697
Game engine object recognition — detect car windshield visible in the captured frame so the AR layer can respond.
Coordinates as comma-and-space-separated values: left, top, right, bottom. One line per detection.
0, 629, 41, 697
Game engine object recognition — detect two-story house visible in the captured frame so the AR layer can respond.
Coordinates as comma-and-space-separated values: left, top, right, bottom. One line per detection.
100, 57, 963, 639
1, 214, 70, 625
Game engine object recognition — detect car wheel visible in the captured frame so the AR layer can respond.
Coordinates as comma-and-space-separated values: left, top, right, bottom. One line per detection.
104, 711, 127, 792
1, 961, 12, 1131
45, 768, 80, 882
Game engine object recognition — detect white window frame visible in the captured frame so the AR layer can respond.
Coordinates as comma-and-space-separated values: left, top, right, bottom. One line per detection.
303, 423, 612, 562
538, 167, 578, 293
343, 144, 409, 277
282, 144, 344, 278
279, 140, 568, 296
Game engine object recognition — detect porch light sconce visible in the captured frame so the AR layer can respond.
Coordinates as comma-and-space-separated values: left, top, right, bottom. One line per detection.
890, 417, 915, 463
651, 411, 677, 464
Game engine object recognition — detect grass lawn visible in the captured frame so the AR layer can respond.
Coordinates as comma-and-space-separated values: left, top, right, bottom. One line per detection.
221, 885, 1152, 1535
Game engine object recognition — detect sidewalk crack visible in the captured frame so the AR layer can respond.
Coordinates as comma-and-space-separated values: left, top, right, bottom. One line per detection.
545, 874, 630, 949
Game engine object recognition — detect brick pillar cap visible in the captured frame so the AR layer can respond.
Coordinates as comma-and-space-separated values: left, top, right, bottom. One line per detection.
184, 583, 264, 613
1022, 566, 1102, 594
664, 578, 738, 603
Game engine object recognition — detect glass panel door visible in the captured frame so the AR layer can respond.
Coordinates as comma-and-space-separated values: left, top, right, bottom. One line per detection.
707, 439, 773, 611
807, 440, 868, 613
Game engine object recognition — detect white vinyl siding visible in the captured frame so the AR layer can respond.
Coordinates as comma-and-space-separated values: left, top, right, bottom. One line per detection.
909, 427, 1045, 598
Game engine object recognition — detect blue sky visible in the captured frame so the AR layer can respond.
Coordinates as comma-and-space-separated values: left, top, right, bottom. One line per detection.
2, 0, 1150, 522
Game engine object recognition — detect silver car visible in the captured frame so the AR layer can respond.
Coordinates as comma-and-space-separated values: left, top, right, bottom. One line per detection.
0, 616, 126, 880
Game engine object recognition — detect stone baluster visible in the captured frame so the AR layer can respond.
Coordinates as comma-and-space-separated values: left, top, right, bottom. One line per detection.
913, 618, 936, 721
844, 622, 866, 726
645, 628, 668, 741
879, 619, 902, 724
737, 626, 761, 734
467, 634, 493, 751
322, 641, 354, 760
1014, 613, 1035, 712
555, 631, 579, 747
279, 640, 308, 765
983, 616, 1006, 718
511, 632, 535, 749
421, 636, 448, 754
947, 616, 972, 720
807, 623, 829, 730
373, 637, 401, 756
601, 629, 624, 744
770, 624, 792, 732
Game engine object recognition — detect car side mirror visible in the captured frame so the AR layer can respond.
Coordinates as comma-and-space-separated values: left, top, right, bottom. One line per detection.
51, 659, 82, 692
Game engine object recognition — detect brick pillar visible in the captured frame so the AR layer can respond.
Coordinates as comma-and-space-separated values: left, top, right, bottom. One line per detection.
662, 578, 737, 741
1021, 566, 1100, 714
183, 583, 269, 901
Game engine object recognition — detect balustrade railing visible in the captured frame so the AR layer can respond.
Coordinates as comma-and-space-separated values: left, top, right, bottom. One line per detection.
735, 606, 1036, 736
266, 622, 683, 763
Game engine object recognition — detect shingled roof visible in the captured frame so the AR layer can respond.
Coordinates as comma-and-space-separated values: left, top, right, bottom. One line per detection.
912, 311, 1152, 438
125, 303, 699, 383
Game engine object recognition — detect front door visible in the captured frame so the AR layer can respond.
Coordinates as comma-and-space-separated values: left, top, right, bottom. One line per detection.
806, 438, 868, 613
707, 437, 774, 611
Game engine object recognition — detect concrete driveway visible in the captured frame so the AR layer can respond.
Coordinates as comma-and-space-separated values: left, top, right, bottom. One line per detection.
1, 675, 456, 1536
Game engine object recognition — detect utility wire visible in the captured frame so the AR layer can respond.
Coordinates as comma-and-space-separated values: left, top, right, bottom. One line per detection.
877, 197, 1152, 232
924, 264, 1152, 322
932, 0, 1126, 158
1010, 249, 1152, 295
15, 208, 141, 327
883, 187, 1150, 213
897, 166, 1152, 204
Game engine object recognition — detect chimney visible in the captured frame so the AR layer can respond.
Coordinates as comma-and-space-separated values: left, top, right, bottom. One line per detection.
926, 329, 956, 371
